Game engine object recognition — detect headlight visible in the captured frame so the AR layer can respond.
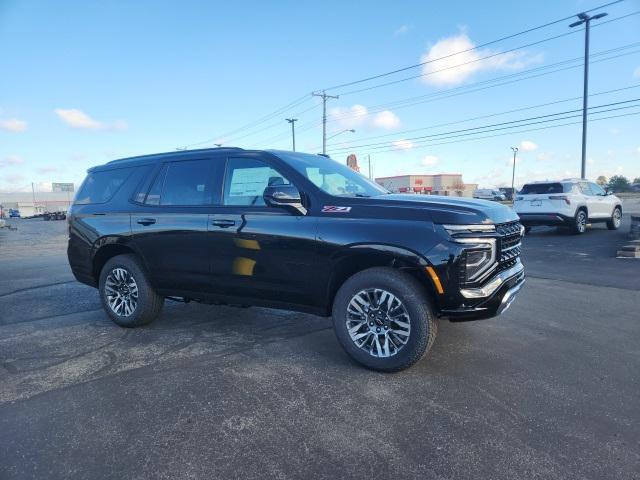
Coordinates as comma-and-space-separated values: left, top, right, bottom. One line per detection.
456, 238, 497, 283
443, 224, 495, 234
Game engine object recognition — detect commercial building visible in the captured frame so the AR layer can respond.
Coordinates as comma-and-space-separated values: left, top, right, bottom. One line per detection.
375, 174, 478, 197
0, 191, 73, 218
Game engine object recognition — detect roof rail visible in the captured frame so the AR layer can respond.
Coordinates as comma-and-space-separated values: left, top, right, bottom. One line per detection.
106, 146, 244, 165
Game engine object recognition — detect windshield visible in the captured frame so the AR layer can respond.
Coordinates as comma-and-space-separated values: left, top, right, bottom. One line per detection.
274, 151, 388, 197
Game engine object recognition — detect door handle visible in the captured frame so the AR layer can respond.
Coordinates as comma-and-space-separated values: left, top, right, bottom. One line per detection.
211, 219, 236, 228
136, 218, 157, 226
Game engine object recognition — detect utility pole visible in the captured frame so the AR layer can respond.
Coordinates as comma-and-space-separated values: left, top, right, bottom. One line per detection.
569, 10, 608, 179
368, 154, 372, 180
286, 118, 298, 151
510, 147, 518, 202
31, 182, 37, 212
312, 90, 339, 154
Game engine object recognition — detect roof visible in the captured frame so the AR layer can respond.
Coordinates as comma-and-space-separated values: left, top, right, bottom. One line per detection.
99, 147, 246, 170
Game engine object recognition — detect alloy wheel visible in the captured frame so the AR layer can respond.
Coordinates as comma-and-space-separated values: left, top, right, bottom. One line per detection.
345, 288, 411, 358
613, 208, 622, 228
104, 267, 139, 317
576, 211, 587, 233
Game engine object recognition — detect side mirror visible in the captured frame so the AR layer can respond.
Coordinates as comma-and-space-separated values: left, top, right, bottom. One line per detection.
263, 185, 307, 215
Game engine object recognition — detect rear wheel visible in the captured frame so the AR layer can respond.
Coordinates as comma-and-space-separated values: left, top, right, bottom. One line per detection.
332, 267, 437, 372
607, 206, 622, 230
99, 254, 163, 327
571, 209, 587, 234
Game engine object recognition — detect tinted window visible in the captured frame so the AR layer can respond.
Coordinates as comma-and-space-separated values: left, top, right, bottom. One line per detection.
162, 160, 217, 205
144, 165, 168, 205
520, 183, 564, 194
75, 167, 134, 204
223, 157, 291, 206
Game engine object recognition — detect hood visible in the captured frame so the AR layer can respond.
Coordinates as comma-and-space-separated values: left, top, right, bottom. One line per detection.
370, 194, 519, 224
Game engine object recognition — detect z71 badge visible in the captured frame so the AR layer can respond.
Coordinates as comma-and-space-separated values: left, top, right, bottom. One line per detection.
322, 206, 352, 213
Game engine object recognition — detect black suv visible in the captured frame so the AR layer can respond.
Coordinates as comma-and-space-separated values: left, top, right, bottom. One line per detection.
68, 148, 525, 371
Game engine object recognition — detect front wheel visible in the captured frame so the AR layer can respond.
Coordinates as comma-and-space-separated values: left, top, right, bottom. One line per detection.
99, 254, 164, 327
332, 267, 437, 372
607, 207, 622, 230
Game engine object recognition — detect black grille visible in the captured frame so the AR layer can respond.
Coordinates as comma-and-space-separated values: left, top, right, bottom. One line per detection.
496, 221, 522, 271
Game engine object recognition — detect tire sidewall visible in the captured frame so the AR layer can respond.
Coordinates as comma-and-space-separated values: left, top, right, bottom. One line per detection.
332, 268, 433, 372
574, 209, 587, 234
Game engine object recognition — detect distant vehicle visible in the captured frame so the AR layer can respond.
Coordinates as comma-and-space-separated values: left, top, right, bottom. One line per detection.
43, 211, 67, 221
8, 209, 20, 218
0, 218, 5, 228
67, 148, 525, 372
499, 187, 515, 201
473, 189, 506, 201
514, 179, 622, 234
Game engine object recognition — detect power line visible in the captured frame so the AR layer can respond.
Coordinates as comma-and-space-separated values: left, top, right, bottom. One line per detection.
178, 94, 312, 149
334, 10, 639, 97
326, 84, 640, 151
327, 42, 640, 122
258, 46, 640, 150
274, 45, 640, 151
323, 1, 625, 91
347, 110, 640, 157
326, 98, 640, 154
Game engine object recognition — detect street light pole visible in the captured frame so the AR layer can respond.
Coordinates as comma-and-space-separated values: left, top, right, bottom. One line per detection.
286, 118, 298, 151
569, 11, 607, 179
511, 147, 518, 202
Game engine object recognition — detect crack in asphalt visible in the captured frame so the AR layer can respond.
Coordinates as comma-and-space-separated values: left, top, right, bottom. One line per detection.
0, 280, 78, 298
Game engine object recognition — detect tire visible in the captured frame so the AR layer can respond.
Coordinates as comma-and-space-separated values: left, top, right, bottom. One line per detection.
571, 209, 588, 234
98, 254, 163, 327
332, 267, 437, 372
607, 206, 622, 230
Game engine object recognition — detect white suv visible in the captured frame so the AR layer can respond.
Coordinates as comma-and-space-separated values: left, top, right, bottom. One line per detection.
514, 179, 622, 234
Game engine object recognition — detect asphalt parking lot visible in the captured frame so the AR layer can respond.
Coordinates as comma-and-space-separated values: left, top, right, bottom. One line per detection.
0, 214, 638, 480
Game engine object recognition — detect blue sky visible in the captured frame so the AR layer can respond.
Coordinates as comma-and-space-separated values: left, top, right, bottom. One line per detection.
1, 0, 639, 192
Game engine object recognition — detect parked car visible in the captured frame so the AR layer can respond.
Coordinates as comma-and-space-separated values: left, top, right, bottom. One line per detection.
8, 209, 20, 218
514, 179, 622, 234
498, 187, 515, 201
68, 148, 525, 371
473, 189, 506, 201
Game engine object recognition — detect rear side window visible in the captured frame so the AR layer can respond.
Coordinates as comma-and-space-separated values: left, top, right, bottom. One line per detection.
75, 167, 134, 204
520, 183, 564, 194
144, 159, 222, 206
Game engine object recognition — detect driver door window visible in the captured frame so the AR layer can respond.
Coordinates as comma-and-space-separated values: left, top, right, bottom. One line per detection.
223, 157, 291, 206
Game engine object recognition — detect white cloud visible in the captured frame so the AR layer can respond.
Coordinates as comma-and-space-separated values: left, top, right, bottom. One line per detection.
329, 104, 369, 130
0, 118, 27, 132
330, 105, 400, 131
420, 32, 543, 86
55, 108, 127, 131
422, 155, 439, 166
0, 155, 24, 167
634, 66, 640, 78
392, 139, 414, 151
519, 140, 538, 151
372, 110, 400, 129
394, 24, 412, 36
536, 152, 553, 161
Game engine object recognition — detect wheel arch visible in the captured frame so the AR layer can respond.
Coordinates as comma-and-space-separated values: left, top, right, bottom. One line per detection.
91, 238, 144, 284
324, 244, 438, 315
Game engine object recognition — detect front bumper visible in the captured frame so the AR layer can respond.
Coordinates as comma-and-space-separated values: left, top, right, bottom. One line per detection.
441, 262, 525, 321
